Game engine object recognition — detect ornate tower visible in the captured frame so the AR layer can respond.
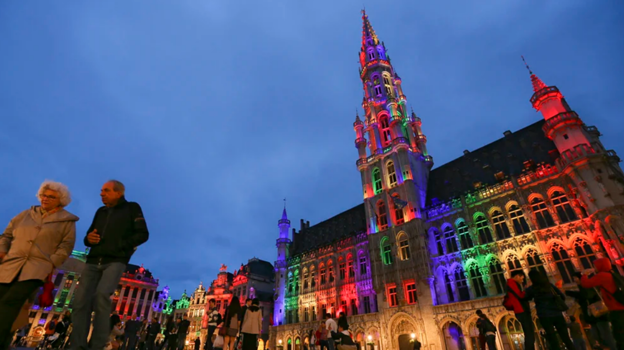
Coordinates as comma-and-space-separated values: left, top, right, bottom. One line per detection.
355, 10, 432, 232
525, 59, 624, 212
273, 206, 291, 326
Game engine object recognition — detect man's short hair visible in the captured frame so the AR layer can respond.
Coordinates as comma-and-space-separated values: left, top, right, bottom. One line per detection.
511, 270, 525, 278
108, 179, 125, 194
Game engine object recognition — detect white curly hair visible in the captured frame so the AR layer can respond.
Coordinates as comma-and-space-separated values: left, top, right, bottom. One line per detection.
36, 180, 72, 207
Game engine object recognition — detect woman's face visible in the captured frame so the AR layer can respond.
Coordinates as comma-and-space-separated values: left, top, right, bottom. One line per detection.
40, 189, 61, 211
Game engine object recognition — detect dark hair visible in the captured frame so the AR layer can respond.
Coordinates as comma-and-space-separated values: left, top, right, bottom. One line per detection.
227, 296, 242, 322
511, 270, 525, 278
528, 269, 551, 293
573, 272, 582, 279
475, 310, 483, 316
252, 298, 260, 306
209, 299, 216, 304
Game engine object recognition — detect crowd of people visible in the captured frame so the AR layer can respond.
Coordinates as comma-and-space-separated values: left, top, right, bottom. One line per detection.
200, 296, 263, 350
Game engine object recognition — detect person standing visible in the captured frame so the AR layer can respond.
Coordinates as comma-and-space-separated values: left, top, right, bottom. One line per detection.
240, 298, 262, 350
324, 313, 337, 350
70, 180, 149, 350
177, 314, 191, 350
202, 299, 222, 350
0, 181, 78, 345
146, 318, 161, 350
123, 315, 142, 350
505, 270, 534, 350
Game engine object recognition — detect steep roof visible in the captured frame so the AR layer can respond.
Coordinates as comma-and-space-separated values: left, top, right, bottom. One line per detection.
290, 204, 367, 257
245, 259, 274, 279
425, 120, 558, 206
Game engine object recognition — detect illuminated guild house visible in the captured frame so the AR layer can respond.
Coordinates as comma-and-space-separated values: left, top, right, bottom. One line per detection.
271, 11, 624, 350
112, 264, 161, 320
184, 261, 275, 349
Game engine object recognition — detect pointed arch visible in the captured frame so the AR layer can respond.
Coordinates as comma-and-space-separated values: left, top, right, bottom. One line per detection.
386, 160, 398, 187
524, 248, 546, 276
430, 227, 444, 255
456, 219, 473, 249
530, 195, 555, 229
487, 256, 506, 294
571, 236, 597, 270
372, 168, 382, 195
550, 241, 575, 284
550, 189, 578, 223
380, 236, 393, 265
506, 201, 530, 235
396, 231, 411, 260
442, 223, 459, 253
376, 200, 388, 230
474, 212, 494, 244
378, 112, 392, 146
490, 208, 511, 240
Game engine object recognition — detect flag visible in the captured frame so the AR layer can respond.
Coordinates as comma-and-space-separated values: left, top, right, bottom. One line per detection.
392, 195, 409, 209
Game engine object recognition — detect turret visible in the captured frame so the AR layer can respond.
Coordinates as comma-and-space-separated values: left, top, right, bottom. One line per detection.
274, 204, 291, 326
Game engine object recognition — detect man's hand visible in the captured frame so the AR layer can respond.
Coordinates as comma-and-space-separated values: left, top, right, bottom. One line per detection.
86, 229, 101, 245
0, 252, 5, 262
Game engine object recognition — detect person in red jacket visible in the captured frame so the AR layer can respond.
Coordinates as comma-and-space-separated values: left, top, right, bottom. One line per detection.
580, 258, 624, 349
506, 270, 534, 350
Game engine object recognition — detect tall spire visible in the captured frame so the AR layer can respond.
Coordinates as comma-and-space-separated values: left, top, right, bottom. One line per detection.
361, 9, 379, 51
522, 56, 548, 93
279, 199, 290, 226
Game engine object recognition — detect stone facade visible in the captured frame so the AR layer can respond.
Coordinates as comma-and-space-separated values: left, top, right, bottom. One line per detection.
270, 10, 624, 350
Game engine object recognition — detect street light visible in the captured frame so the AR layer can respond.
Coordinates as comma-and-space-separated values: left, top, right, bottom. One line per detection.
411, 333, 415, 339
367, 335, 372, 342
279, 340, 283, 345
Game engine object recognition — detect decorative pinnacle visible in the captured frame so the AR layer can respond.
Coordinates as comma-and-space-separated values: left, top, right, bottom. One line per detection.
522, 55, 548, 93
361, 9, 379, 50
279, 199, 290, 226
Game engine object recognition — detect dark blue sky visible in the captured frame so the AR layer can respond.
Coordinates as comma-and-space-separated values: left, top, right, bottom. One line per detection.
1, 1, 623, 298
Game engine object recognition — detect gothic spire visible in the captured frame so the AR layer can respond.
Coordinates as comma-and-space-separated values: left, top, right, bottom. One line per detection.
361, 9, 379, 51
522, 55, 548, 93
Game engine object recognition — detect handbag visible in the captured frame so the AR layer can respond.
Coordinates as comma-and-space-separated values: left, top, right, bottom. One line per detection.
549, 285, 568, 311
588, 287, 609, 318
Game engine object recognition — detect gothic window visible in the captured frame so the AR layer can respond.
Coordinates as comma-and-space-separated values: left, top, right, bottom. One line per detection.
339, 258, 346, 280
383, 76, 392, 96
294, 270, 299, 293
475, 214, 494, 244
405, 282, 417, 304
444, 271, 455, 303
433, 228, 444, 255
347, 255, 355, 278
469, 264, 487, 298
377, 47, 385, 59
381, 237, 393, 265
392, 194, 404, 225
489, 259, 506, 295
455, 267, 470, 301
531, 197, 555, 228
457, 220, 474, 249
359, 253, 368, 275
491, 210, 511, 239
303, 269, 309, 289
320, 264, 326, 285
368, 50, 375, 61
304, 307, 309, 322
380, 116, 391, 145
363, 296, 371, 313
508, 204, 530, 235
573, 238, 597, 269
551, 243, 575, 284
350, 299, 358, 315
310, 266, 316, 287
386, 161, 398, 187
551, 190, 578, 223
311, 305, 316, 321
372, 168, 382, 195
328, 261, 335, 283
387, 285, 398, 307
443, 225, 459, 253
377, 200, 388, 230
506, 255, 523, 276
526, 249, 546, 276
373, 77, 382, 95
397, 232, 410, 260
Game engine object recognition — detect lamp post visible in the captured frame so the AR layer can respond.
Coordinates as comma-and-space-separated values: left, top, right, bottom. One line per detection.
367, 335, 374, 350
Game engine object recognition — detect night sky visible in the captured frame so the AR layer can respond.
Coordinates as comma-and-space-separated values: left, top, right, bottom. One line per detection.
1, 1, 623, 299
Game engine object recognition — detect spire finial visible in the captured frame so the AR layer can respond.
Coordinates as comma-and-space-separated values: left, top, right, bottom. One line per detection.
521, 55, 533, 75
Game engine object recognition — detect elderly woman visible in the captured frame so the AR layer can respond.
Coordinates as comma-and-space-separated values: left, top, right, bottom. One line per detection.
0, 180, 78, 343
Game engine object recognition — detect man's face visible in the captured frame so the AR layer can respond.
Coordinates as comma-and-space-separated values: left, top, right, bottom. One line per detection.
513, 274, 525, 284
246, 300, 252, 307
209, 301, 216, 308
101, 182, 123, 207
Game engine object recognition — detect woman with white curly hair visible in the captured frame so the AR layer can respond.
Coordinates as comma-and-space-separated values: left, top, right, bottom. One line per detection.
0, 180, 78, 344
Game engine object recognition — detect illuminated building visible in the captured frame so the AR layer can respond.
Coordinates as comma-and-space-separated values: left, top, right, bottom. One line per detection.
182, 260, 275, 349
270, 10, 624, 350
26, 250, 161, 340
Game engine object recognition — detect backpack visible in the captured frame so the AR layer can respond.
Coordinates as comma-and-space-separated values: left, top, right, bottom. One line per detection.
610, 272, 624, 305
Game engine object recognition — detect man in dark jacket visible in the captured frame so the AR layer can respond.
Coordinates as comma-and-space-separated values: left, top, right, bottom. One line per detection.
177, 314, 191, 350
70, 180, 149, 350
123, 314, 143, 350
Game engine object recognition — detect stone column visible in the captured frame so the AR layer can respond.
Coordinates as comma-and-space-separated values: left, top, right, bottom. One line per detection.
124, 287, 135, 315
132, 288, 144, 316
117, 285, 127, 312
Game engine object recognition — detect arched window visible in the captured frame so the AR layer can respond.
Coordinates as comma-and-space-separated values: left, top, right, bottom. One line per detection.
303, 269, 309, 289
319, 264, 326, 285
358, 253, 368, 275
573, 238, 596, 269
368, 50, 375, 60
531, 197, 555, 229
338, 257, 346, 280
372, 168, 382, 195
469, 264, 487, 298
347, 254, 355, 278
508, 204, 530, 235
310, 266, 316, 287
551, 243, 575, 284
525, 249, 546, 276
397, 232, 410, 260
551, 191, 578, 223
328, 260, 334, 283
391, 194, 404, 225
380, 237, 393, 265
506, 254, 523, 276
380, 116, 391, 145
383, 75, 392, 95
443, 225, 459, 253
386, 161, 398, 187
433, 228, 444, 255
491, 210, 511, 239
444, 271, 455, 303
488, 259, 506, 294
377, 201, 388, 230
455, 267, 470, 301
294, 270, 299, 293
475, 214, 494, 244
457, 221, 473, 249
373, 77, 382, 96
